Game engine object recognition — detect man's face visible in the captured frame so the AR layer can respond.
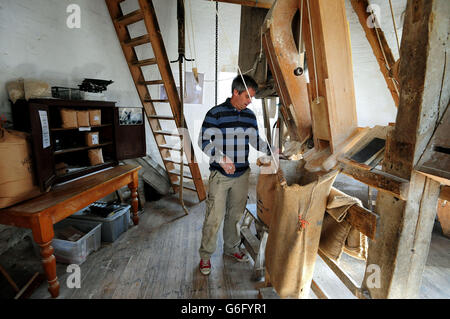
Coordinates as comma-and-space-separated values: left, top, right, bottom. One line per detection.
232, 88, 255, 111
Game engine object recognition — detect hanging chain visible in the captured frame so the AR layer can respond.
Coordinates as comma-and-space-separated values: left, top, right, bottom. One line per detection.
215, 1, 218, 106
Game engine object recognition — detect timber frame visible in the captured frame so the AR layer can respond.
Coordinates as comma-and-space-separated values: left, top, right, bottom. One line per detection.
229, 0, 449, 299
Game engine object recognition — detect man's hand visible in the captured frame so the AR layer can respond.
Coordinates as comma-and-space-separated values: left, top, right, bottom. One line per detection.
219, 156, 235, 175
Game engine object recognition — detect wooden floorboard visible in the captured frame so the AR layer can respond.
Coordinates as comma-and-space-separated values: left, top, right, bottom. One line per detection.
0, 171, 442, 299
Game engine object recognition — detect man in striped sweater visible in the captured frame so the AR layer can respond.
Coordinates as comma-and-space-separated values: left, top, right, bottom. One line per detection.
198, 75, 272, 275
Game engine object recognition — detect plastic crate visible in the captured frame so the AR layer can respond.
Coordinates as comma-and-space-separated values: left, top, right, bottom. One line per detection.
32, 219, 101, 265
68, 204, 131, 242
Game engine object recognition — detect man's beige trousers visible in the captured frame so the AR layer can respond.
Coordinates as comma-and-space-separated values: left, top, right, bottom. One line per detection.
199, 169, 250, 260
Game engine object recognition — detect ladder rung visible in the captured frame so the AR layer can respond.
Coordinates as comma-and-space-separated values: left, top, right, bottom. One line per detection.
169, 170, 193, 179
163, 159, 190, 166
159, 144, 181, 151
145, 99, 170, 103
122, 34, 150, 47
131, 58, 157, 67
154, 130, 181, 136
148, 114, 175, 120
115, 9, 143, 25
141, 80, 164, 85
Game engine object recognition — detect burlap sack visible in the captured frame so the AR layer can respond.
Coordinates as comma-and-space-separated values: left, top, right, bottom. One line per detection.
265, 167, 338, 299
256, 159, 303, 227
23, 79, 52, 100
60, 109, 78, 128
88, 148, 104, 166
0, 128, 41, 208
89, 110, 101, 126
256, 173, 278, 227
77, 111, 90, 127
319, 187, 368, 261
343, 228, 368, 260
85, 132, 99, 147
6, 79, 25, 103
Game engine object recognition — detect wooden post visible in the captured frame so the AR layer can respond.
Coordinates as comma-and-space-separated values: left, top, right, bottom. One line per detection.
362, 0, 449, 299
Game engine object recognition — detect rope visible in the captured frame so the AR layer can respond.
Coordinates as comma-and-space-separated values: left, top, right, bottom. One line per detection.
306, 0, 319, 103
388, 0, 401, 57
297, 180, 318, 232
369, 4, 400, 97
299, 0, 304, 55
187, 0, 198, 69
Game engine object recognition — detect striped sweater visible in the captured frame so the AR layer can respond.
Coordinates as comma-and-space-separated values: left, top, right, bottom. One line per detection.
198, 98, 271, 178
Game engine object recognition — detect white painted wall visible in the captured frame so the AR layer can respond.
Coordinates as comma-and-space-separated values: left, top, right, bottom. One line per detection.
0, 0, 404, 181
0, 0, 163, 163
344, 0, 405, 127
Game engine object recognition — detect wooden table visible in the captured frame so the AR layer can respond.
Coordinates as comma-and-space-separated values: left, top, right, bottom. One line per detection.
0, 164, 141, 298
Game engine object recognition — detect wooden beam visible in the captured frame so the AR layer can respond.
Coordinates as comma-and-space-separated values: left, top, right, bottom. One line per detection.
238, 6, 269, 87
346, 204, 378, 241
208, 0, 273, 9
362, 0, 449, 299
302, 0, 358, 153
310, 280, 329, 299
339, 160, 409, 200
363, 172, 441, 299
415, 106, 450, 182
383, 4, 449, 180
350, 0, 400, 107
317, 250, 365, 299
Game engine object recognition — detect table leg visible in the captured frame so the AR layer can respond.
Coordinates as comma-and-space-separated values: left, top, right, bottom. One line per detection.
128, 171, 139, 225
32, 216, 60, 298
38, 241, 59, 298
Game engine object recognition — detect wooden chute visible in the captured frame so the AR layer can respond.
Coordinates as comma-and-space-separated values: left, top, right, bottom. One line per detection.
262, 0, 312, 144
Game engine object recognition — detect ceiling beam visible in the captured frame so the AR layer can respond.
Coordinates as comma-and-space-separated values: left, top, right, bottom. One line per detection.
350, 0, 400, 107
206, 0, 274, 9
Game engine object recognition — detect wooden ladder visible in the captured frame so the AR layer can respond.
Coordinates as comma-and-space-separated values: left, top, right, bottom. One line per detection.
105, 0, 206, 201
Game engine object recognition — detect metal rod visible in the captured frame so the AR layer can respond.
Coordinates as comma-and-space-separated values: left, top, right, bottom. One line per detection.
215, 1, 218, 106
177, 0, 189, 215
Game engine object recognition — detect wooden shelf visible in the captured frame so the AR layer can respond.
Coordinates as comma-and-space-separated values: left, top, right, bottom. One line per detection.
54, 142, 113, 155
51, 124, 112, 132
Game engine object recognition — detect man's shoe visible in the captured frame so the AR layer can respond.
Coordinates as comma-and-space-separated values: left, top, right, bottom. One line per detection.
199, 259, 211, 275
225, 251, 249, 262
